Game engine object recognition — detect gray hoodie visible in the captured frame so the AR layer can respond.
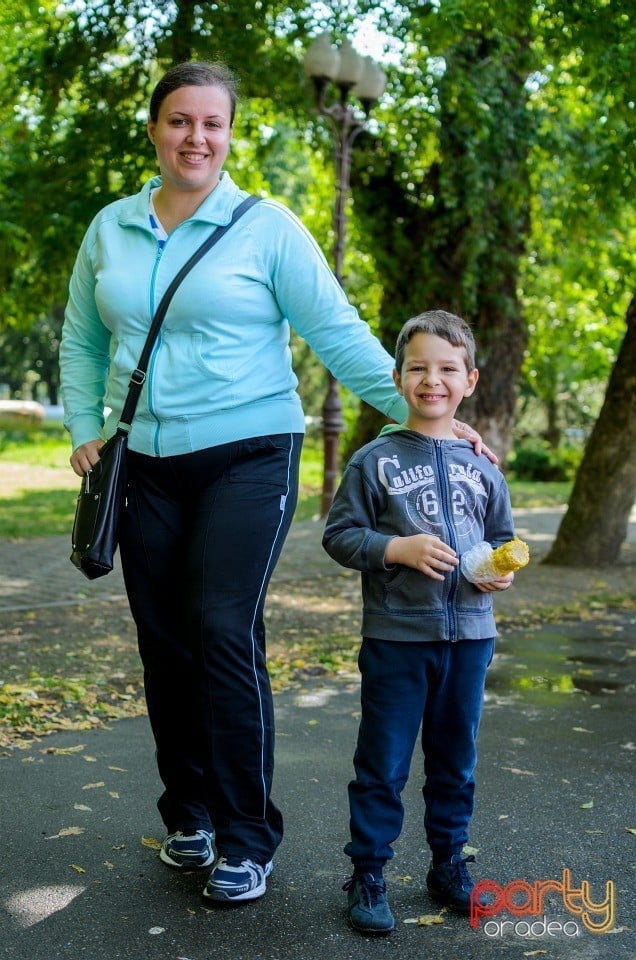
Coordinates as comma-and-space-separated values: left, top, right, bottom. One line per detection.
322, 429, 515, 643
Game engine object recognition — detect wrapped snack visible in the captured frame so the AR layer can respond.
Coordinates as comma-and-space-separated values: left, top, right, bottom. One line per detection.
461, 537, 530, 584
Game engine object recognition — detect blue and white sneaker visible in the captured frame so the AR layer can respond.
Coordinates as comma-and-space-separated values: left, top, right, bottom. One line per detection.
160, 829, 215, 869
202, 856, 273, 903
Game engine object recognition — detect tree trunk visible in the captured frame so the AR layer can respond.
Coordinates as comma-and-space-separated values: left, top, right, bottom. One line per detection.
544, 293, 636, 566
169, 1, 196, 62
346, 26, 533, 463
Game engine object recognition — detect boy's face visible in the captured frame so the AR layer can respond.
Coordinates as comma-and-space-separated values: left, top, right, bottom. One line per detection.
393, 332, 479, 437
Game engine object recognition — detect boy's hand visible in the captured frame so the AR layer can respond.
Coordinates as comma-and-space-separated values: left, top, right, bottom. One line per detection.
385, 534, 458, 581
473, 573, 514, 593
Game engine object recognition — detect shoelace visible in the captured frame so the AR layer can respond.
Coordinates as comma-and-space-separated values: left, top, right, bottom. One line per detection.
451, 854, 476, 889
343, 874, 387, 905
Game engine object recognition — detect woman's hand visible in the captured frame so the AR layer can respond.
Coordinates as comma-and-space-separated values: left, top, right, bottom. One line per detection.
70, 439, 105, 477
452, 419, 498, 464
385, 533, 459, 582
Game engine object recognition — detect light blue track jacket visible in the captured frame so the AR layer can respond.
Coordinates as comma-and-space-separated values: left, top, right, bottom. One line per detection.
60, 171, 408, 456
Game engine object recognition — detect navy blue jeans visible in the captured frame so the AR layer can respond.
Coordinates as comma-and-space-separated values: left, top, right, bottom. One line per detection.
346, 636, 495, 872
118, 433, 302, 864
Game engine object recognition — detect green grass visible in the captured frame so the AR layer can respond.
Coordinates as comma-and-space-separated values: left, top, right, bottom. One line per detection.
0, 423, 70, 467
0, 428, 572, 537
508, 480, 571, 509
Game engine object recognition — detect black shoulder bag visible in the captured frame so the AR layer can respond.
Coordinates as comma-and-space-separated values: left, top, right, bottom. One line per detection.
70, 194, 261, 579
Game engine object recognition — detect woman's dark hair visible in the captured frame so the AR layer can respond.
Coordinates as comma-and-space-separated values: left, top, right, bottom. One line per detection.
149, 61, 239, 124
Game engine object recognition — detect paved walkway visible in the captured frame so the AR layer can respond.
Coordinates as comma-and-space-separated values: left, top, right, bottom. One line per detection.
1, 506, 635, 616
0, 512, 635, 959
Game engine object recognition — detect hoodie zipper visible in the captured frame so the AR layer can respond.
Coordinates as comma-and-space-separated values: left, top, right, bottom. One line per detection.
433, 439, 459, 641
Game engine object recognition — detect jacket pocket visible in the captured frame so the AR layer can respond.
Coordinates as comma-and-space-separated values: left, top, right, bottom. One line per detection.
381, 567, 444, 616
151, 332, 238, 417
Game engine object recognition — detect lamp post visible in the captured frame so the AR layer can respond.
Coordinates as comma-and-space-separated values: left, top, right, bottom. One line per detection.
303, 34, 386, 517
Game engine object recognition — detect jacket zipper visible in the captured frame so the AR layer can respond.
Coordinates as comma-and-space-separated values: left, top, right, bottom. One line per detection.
433, 439, 458, 641
147, 238, 166, 456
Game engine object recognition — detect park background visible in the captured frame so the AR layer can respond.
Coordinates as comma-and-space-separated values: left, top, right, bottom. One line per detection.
0, 5, 634, 956
0, 0, 635, 729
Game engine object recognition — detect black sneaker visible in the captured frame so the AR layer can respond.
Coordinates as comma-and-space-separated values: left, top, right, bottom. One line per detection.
426, 853, 476, 914
159, 829, 215, 869
343, 873, 395, 934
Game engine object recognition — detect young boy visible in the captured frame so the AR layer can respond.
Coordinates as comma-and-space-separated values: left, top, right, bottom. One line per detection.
322, 310, 516, 934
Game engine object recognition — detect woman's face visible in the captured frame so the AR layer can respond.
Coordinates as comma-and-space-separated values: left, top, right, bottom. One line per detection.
147, 84, 233, 199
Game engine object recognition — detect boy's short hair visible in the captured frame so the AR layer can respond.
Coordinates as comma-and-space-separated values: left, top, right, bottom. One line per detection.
395, 310, 476, 373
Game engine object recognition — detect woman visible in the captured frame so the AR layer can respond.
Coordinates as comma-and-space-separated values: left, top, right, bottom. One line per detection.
60, 61, 490, 906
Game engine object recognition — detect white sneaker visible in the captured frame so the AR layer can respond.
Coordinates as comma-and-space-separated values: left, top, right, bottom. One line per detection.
159, 829, 215, 869
202, 856, 273, 903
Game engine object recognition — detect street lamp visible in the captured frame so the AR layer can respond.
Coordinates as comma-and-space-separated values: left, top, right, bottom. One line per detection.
303, 34, 386, 517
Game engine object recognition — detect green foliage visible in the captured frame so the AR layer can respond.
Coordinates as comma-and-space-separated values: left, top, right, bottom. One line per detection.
0, 0, 634, 473
509, 440, 582, 482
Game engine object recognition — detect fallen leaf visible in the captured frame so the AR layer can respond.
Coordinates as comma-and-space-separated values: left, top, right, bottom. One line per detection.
141, 836, 162, 851
417, 914, 444, 926
404, 914, 444, 926
498, 814, 509, 820
70, 864, 86, 874
104, 861, 114, 870
501, 766, 536, 776
82, 781, 105, 790
572, 727, 592, 733
397, 875, 413, 883
148, 927, 165, 935
108, 765, 127, 772
108, 791, 120, 799
44, 744, 86, 755
74, 804, 92, 812
523, 951, 548, 957
463, 845, 479, 855
83, 755, 97, 762
580, 800, 594, 809
626, 827, 636, 835
45, 826, 86, 839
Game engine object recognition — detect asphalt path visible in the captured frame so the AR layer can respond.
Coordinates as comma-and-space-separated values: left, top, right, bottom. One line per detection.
0, 511, 634, 960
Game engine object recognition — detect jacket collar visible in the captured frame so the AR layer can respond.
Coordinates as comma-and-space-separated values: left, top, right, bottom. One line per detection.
118, 170, 241, 229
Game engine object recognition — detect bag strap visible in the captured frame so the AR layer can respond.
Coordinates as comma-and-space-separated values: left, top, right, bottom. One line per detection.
118, 194, 261, 430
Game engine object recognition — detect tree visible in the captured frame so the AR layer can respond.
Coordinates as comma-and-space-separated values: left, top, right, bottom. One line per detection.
344, 1, 540, 459
0, 0, 322, 392
544, 294, 636, 566
536, 0, 636, 563
1, 0, 634, 534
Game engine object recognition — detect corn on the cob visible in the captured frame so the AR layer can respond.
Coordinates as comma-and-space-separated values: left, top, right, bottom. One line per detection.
489, 537, 530, 576
461, 537, 530, 583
